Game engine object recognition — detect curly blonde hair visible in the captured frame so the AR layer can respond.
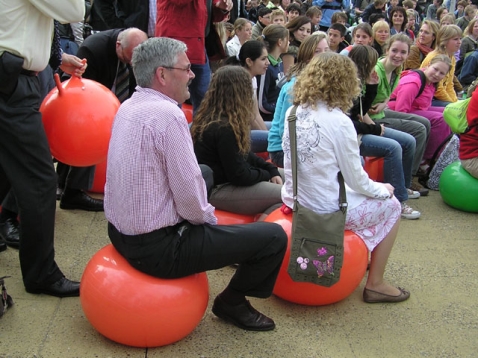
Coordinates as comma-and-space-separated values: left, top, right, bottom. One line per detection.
191, 66, 253, 155
293, 52, 361, 113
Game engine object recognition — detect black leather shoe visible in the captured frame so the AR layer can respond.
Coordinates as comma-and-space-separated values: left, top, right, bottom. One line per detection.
60, 189, 103, 211
212, 295, 275, 331
56, 186, 64, 201
26, 277, 80, 297
0, 241, 7, 252
0, 218, 20, 249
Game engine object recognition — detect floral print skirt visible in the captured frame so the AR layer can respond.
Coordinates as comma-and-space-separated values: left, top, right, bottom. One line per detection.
345, 196, 401, 251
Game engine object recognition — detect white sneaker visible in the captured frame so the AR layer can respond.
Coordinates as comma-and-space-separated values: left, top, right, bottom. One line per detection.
401, 202, 421, 220
406, 188, 420, 199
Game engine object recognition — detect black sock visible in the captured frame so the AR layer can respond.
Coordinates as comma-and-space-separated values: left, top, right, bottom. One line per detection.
219, 286, 246, 306
0, 208, 17, 223
63, 187, 82, 197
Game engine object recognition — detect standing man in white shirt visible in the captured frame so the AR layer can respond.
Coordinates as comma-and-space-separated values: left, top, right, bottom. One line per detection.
0, 0, 86, 297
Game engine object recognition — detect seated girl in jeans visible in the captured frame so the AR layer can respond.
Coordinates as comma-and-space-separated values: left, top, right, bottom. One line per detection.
348, 45, 420, 219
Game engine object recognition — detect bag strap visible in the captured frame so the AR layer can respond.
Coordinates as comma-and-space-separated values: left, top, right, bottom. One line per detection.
287, 106, 347, 214
412, 69, 428, 99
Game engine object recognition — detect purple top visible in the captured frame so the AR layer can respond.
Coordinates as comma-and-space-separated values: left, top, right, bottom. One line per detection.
105, 86, 217, 235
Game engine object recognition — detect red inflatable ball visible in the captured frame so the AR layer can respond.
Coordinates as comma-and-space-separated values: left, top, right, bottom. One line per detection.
41, 74, 120, 167
264, 208, 368, 306
364, 156, 384, 182
256, 152, 269, 160
89, 160, 107, 194
80, 245, 209, 348
215, 210, 255, 225
182, 103, 193, 124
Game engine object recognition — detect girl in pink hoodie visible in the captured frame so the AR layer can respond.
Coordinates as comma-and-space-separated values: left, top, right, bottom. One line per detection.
388, 54, 452, 169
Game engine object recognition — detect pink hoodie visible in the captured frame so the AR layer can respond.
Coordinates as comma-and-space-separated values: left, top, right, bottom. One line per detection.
388, 71, 435, 112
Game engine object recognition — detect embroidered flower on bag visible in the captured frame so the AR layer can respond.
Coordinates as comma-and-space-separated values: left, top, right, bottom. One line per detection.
296, 256, 310, 270
313, 256, 334, 277
317, 247, 328, 256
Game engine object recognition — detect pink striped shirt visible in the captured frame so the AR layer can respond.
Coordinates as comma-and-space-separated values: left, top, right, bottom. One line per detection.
104, 87, 217, 235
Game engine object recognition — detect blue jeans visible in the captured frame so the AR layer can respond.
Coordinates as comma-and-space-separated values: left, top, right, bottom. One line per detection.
190, 55, 211, 113
269, 151, 284, 168
360, 128, 416, 203
431, 99, 452, 107
250, 122, 272, 153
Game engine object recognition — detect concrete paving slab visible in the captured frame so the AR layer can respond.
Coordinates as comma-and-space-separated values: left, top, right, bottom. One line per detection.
0, 190, 477, 357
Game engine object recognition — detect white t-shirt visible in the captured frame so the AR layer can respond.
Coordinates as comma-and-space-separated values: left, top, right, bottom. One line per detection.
252, 76, 258, 98
281, 103, 390, 213
226, 35, 241, 57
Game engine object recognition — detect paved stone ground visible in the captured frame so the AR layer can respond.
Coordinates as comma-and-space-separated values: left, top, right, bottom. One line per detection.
0, 190, 477, 358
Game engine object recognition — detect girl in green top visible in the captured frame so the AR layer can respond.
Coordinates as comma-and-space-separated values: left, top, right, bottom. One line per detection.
369, 33, 432, 193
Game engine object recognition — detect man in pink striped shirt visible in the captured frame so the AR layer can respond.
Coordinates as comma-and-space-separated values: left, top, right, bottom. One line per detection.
104, 37, 287, 332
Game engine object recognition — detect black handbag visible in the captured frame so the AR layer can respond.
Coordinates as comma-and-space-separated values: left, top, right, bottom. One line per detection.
286, 106, 348, 287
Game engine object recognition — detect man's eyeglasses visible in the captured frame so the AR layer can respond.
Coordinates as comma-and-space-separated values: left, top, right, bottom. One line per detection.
164, 65, 192, 73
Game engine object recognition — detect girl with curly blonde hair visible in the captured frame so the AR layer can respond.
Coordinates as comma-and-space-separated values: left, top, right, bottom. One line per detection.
282, 52, 410, 304
191, 66, 283, 215
293, 52, 359, 111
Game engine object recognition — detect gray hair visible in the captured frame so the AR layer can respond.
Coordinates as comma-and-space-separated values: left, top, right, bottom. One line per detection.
132, 37, 188, 88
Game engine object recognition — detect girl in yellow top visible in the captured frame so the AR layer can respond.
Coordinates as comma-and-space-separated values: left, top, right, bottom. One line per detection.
421, 25, 462, 106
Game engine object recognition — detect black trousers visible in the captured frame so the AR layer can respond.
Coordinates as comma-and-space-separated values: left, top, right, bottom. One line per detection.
0, 70, 63, 289
1, 189, 17, 214
56, 162, 95, 190
109, 221, 287, 298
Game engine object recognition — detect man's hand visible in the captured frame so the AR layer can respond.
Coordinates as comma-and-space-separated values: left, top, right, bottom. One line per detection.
59, 54, 87, 77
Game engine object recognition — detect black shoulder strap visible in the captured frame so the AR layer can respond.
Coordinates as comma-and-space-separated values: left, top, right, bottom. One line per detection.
412, 69, 427, 99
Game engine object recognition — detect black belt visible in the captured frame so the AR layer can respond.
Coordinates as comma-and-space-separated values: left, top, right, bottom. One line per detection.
20, 69, 38, 76
322, 5, 342, 10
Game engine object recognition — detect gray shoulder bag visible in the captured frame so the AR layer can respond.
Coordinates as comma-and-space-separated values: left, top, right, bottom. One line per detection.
287, 105, 348, 287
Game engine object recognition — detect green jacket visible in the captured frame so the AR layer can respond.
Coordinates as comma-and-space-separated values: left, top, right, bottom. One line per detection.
370, 59, 401, 120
